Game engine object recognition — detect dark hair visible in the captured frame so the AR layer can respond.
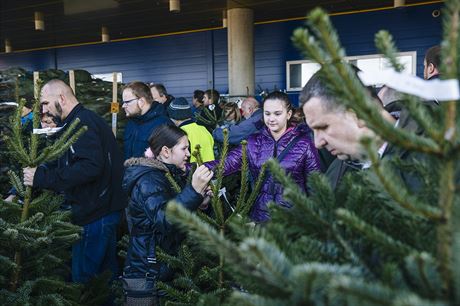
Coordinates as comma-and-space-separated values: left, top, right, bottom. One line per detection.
299, 72, 339, 111
193, 90, 204, 103
22, 94, 35, 109
150, 83, 168, 97
222, 102, 241, 122
425, 45, 441, 69
299, 66, 381, 111
204, 89, 220, 104
148, 124, 187, 157
123, 81, 153, 104
262, 91, 293, 113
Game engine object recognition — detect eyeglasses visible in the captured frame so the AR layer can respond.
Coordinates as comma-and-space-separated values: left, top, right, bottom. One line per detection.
122, 98, 139, 105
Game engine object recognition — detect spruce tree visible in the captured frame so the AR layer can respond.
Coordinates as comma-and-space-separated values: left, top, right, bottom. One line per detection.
164, 0, 460, 305
0, 79, 88, 305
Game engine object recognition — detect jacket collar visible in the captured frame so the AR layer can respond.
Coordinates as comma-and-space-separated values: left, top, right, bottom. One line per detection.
132, 102, 166, 123
61, 103, 83, 126
261, 123, 305, 142
124, 157, 168, 171
179, 118, 195, 128
124, 157, 184, 176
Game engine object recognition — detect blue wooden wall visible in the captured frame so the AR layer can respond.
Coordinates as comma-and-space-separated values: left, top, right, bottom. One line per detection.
0, 3, 442, 105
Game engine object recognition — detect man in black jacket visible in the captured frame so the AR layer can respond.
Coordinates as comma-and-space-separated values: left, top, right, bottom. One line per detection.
23, 79, 126, 283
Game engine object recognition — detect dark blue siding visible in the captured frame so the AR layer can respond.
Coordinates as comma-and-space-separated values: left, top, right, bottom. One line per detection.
0, 4, 443, 105
0, 49, 55, 71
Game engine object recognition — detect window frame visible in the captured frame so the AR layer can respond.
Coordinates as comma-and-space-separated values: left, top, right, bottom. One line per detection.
286, 51, 417, 91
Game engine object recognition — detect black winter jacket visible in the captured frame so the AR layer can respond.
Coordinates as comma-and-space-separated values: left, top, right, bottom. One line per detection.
34, 104, 126, 225
122, 158, 203, 278
124, 102, 172, 160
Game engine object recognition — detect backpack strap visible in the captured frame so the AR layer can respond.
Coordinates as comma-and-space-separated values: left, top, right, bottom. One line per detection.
276, 134, 303, 163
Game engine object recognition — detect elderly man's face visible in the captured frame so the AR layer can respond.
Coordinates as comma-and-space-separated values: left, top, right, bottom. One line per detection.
40, 87, 63, 120
241, 101, 253, 119
303, 97, 367, 161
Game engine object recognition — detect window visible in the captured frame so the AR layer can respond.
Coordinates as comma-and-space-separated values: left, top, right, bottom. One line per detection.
93, 72, 123, 83
286, 51, 416, 91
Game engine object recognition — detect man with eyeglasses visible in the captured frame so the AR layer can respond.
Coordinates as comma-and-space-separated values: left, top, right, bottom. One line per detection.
122, 81, 172, 160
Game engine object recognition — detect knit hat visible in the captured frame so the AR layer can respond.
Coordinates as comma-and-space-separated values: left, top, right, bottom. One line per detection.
167, 97, 193, 120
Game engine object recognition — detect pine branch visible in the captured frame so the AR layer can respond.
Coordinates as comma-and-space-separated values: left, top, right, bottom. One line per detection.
265, 159, 327, 227
403, 94, 443, 143
240, 163, 267, 218
374, 30, 405, 73
9, 88, 30, 164
156, 281, 191, 303
230, 292, 287, 306
192, 144, 204, 165
195, 109, 216, 126
330, 276, 446, 306
197, 211, 219, 228
235, 140, 249, 213
210, 129, 228, 225
336, 208, 418, 257
5, 98, 31, 164
7, 170, 25, 198
18, 212, 44, 228
239, 238, 292, 291
165, 172, 182, 193
362, 137, 442, 221
166, 201, 235, 260
156, 247, 183, 270
29, 88, 43, 162
436, 2, 460, 298
0, 198, 22, 214
36, 120, 87, 165
404, 252, 443, 300
178, 244, 195, 276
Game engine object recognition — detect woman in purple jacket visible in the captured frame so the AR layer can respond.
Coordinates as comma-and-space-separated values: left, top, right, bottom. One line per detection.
206, 91, 320, 223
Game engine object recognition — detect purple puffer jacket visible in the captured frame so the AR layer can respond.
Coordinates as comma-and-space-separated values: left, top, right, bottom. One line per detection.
205, 124, 320, 222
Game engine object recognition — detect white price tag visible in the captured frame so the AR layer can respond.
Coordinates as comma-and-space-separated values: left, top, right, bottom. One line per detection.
33, 127, 63, 135
358, 70, 460, 101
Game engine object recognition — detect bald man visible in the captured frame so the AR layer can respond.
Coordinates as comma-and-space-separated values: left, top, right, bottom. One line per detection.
23, 79, 126, 284
212, 97, 263, 145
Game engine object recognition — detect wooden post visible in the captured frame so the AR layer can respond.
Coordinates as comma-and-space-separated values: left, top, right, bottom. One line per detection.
111, 72, 119, 136
69, 70, 75, 94
33, 72, 40, 99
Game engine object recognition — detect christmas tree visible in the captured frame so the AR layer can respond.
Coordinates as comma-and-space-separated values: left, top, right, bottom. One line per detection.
164, 0, 460, 305
0, 79, 88, 305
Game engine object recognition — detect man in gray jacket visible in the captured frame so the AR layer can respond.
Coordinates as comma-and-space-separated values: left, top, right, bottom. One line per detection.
213, 97, 263, 145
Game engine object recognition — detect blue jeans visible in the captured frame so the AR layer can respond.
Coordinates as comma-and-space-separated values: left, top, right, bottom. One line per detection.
72, 211, 121, 283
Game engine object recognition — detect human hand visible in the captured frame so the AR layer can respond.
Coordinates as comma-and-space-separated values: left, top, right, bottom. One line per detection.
198, 187, 213, 210
191, 165, 213, 195
23, 167, 37, 187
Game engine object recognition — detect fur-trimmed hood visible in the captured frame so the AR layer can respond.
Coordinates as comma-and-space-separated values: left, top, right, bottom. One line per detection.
124, 157, 169, 172
122, 157, 170, 195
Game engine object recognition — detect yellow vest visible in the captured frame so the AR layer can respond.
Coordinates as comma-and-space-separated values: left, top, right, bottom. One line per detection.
180, 122, 215, 162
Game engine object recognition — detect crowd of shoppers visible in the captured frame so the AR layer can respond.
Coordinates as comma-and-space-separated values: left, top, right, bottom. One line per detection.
9, 45, 442, 306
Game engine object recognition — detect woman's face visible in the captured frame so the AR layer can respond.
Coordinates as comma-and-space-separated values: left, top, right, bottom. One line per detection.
263, 99, 292, 136
224, 104, 239, 122
41, 115, 56, 128
165, 136, 190, 170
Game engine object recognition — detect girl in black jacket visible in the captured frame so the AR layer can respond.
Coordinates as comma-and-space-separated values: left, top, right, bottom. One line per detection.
122, 124, 213, 305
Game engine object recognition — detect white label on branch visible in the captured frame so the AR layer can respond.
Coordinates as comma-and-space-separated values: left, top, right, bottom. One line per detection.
358, 70, 460, 101
33, 127, 62, 135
